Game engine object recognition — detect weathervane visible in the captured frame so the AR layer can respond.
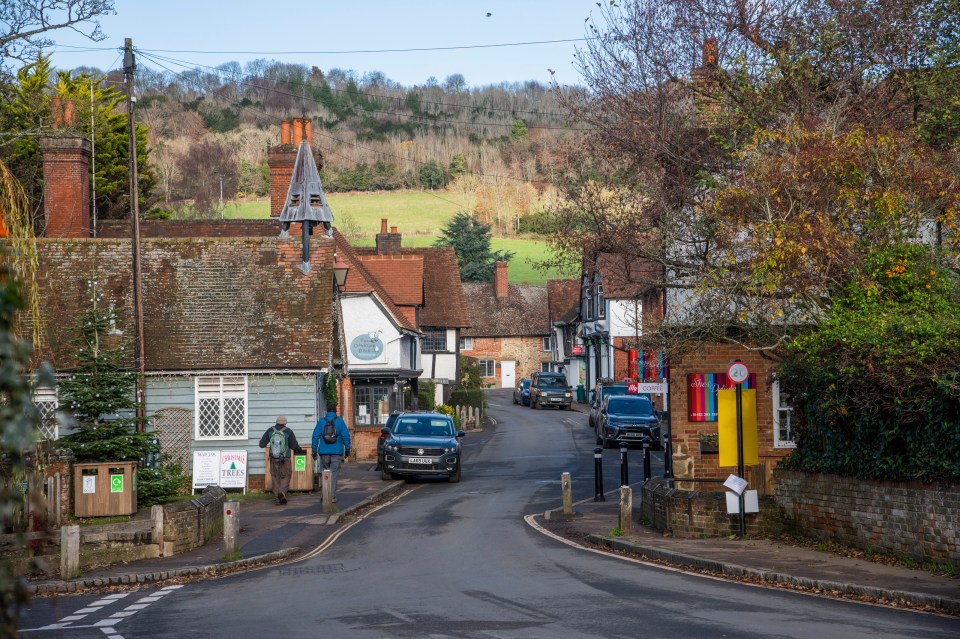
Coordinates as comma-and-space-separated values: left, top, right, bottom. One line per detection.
278, 138, 334, 274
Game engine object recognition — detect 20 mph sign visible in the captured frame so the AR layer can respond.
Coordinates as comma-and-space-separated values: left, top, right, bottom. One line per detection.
727, 361, 750, 385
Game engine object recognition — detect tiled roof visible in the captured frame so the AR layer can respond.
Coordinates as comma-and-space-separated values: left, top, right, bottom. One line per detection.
355, 255, 424, 306
334, 232, 418, 332
354, 246, 470, 329
461, 283, 549, 337
547, 279, 580, 324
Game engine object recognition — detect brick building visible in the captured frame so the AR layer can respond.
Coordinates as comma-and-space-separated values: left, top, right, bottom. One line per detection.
461, 261, 550, 388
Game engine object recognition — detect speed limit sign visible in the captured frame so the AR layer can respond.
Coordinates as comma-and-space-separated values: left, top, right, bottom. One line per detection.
727, 360, 750, 385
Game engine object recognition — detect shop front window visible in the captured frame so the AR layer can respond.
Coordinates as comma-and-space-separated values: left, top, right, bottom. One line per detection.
354, 385, 390, 426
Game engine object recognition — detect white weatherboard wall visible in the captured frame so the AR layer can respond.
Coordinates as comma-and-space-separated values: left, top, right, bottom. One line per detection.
421, 328, 458, 382
146, 373, 320, 477
342, 295, 404, 370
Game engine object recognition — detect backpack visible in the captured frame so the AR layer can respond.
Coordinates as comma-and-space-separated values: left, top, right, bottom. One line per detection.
269, 427, 289, 458
322, 416, 338, 445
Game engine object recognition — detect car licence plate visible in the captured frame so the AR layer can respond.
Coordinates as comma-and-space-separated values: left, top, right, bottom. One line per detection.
408, 457, 434, 464
624, 432, 644, 437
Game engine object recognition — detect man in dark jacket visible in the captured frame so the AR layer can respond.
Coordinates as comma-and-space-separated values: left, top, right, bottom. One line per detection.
311, 402, 351, 502
259, 416, 305, 505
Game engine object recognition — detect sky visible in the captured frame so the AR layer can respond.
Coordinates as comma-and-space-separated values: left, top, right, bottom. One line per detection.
48, 0, 604, 88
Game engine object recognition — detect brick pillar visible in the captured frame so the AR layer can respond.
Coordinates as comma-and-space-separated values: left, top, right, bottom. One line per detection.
494, 260, 509, 299
267, 144, 297, 218
40, 136, 91, 237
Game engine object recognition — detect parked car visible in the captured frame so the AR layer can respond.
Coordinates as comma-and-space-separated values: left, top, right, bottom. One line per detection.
375, 411, 401, 471
380, 412, 465, 482
596, 395, 662, 449
588, 382, 631, 429
513, 378, 531, 405
529, 371, 573, 410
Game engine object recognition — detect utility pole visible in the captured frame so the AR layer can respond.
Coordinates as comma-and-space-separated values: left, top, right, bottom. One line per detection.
124, 38, 146, 429
90, 78, 98, 237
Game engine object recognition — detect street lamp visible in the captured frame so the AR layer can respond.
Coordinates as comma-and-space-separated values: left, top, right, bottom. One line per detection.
333, 254, 350, 289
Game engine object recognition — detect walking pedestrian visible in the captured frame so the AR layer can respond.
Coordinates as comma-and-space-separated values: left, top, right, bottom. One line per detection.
312, 402, 351, 502
258, 416, 305, 505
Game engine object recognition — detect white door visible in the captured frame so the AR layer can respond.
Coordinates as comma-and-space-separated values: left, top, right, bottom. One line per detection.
501, 360, 516, 389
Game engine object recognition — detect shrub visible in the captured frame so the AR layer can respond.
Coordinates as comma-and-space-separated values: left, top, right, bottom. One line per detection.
137, 464, 189, 507
450, 388, 485, 413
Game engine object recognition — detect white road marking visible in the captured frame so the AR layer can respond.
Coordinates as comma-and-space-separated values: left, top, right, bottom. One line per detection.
59, 615, 85, 622
108, 611, 137, 618
160, 585, 184, 591
123, 604, 149, 610
93, 619, 119, 627
384, 609, 415, 622
76, 607, 103, 613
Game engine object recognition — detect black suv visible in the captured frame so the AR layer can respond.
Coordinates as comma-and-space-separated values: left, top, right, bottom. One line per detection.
596, 395, 662, 449
588, 382, 630, 430
529, 372, 573, 410
380, 412, 465, 482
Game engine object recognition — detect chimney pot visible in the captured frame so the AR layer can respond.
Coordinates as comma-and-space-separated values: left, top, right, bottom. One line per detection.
292, 118, 304, 145
703, 37, 718, 66
390, 226, 397, 233
381, 218, 388, 233
280, 120, 291, 145
304, 119, 312, 145
51, 98, 76, 129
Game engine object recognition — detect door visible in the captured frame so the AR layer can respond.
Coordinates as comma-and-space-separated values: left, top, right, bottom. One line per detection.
501, 360, 516, 389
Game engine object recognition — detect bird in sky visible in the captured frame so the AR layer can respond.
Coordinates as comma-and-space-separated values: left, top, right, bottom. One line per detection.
486, 12, 492, 17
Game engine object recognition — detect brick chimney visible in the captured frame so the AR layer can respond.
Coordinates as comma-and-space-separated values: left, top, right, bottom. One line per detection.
40, 100, 91, 237
268, 118, 323, 217
375, 218, 402, 254
494, 260, 508, 299
691, 38, 721, 128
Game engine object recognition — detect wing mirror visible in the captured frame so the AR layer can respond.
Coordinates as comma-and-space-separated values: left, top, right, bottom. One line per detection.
457, 430, 466, 438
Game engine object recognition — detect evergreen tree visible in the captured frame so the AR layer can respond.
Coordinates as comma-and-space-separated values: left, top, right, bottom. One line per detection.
58, 293, 155, 462
433, 211, 515, 282
510, 118, 528, 140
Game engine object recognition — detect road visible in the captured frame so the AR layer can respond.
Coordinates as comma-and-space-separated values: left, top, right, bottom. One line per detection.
19, 389, 959, 638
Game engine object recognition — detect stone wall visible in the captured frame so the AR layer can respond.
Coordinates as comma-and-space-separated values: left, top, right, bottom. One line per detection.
775, 471, 959, 570
640, 478, 783, 538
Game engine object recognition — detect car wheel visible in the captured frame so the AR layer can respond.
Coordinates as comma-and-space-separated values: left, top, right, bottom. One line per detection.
381, 466, 394, 481
448, 464, 461, 483
513, 395, 518, 404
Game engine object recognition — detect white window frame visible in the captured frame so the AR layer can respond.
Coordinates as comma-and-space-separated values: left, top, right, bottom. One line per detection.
772, 381, 796, 448
459, 336, 473, 351
32, 385, 59, 441
542, 336, 551, 352
479, 359, 496, 377
422, 328, 447, 352
596, 283, 605, 319
195, 376, 249, 440
540, 362, 552, 373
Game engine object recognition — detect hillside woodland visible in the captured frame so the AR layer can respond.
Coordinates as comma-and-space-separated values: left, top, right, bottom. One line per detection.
0, 55, 577, 232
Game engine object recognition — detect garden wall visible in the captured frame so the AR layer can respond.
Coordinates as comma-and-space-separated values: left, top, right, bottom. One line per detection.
774, 471, 959, 570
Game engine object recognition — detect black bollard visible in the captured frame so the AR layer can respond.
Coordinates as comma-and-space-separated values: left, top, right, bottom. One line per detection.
662, 432, 673, 480
619, 442, 629, 486
593, 446, 605, 502
643, 437, 652, 481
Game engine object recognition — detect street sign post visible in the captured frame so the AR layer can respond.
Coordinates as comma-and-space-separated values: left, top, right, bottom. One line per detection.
727, 360, 750, 537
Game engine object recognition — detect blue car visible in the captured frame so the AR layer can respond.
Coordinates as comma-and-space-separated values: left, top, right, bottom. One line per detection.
596, 395, 662, 450
513, 378, 531, 405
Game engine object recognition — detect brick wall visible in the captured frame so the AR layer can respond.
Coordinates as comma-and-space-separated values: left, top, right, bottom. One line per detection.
640, 478, 783, 538
352, 427, 380, 461
161, 485, 225, 555
98, 219, 277, 238
467, 336, 550, 385
668, 342, 790, 494
775, 471, 960, 569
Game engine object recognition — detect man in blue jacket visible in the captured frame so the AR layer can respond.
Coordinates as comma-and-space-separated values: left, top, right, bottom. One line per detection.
312, 402, 351, 502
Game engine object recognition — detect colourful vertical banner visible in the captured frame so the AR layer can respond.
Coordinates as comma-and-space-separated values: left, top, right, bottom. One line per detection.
628, 349, 639, 380
688, 372, 756, 421
638, 350, 668, 379
717, 388, 759, 467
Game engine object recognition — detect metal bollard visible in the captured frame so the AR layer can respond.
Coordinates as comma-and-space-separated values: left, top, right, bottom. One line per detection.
662, 432, 673, 479
619, 442, 629, 486
223, 500, 240, 556
593, 446, 605, 502
643, 437, 652, 481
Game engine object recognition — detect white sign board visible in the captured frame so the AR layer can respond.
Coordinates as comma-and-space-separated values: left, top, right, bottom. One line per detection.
82, 475, 96, 494
192, 450, 220, 489
628, 382, 666, 395
219, 450, 248, 489
723, 473, 748, 495
726, 489, 759, 514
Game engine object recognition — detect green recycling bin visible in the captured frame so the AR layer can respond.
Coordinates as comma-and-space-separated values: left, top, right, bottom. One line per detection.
576, 384, 586, 403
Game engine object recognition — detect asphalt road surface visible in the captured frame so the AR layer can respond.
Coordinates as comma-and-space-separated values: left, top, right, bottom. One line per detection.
19, 389, 959, 638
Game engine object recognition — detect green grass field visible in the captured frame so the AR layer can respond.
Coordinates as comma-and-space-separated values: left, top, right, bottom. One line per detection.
223, 192, 575, 284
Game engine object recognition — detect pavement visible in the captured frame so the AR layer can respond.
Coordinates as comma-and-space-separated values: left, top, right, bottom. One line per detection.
26, 422, 960, 616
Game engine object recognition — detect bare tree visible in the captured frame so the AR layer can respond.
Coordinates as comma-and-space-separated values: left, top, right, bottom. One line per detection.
0, 1, 115, 71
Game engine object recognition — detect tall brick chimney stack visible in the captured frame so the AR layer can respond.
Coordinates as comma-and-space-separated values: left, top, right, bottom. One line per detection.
268, 118, 323, 217
40, 99, 91, 237
494, 260, 509, 299
691, 37, 721, 128
375, 218, 402, 254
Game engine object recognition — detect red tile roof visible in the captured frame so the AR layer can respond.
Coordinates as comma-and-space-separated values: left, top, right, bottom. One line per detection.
356, 255, 424, 306
461, 283, 549, 337
547, 279, 580, 323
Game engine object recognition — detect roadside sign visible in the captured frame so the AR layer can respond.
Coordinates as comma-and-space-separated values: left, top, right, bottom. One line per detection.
628, 382, 638, 394
571, 345, 584, 355
628, 381, 665, 395
727, 361, 750, 385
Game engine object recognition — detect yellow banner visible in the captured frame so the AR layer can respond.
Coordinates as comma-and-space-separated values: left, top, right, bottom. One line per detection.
718, 388, 758, 467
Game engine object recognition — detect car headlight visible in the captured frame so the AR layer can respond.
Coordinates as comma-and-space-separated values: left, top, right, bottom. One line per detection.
445, 446, 457, 453
564, 392, 572, 398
